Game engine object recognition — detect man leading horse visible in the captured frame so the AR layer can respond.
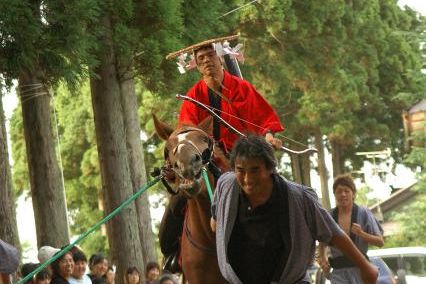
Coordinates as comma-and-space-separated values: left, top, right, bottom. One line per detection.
160, 35, 284, 272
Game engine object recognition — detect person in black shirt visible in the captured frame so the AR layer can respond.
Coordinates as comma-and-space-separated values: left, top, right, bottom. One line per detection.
51, 252, 74, 284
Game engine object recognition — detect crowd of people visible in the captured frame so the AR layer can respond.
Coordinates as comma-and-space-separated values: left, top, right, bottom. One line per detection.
0, 243, 178, 284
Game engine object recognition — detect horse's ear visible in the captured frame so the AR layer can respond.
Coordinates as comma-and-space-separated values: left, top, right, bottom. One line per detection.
153, 114, 174, 140
198, 116, 213, 135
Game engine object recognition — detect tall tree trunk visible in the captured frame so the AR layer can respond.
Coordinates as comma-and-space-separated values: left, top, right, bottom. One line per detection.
290, 137, 312, 186
89, 15, 144, 284
291, 154, 303, 184
18, 71, 70, 247
0, 96, 20, 249
314, 129, 331, 209
330, 139, 345, 177
301, 154, 311, 187
291, 154, 311, 186
119, 73, 157, 263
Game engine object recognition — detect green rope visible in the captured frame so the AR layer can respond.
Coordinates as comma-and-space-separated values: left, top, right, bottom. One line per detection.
15, 176, 161, 284
202, 167, 213, 202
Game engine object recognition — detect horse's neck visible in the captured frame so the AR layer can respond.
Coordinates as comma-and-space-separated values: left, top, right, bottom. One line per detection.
212, 147, 231, 172
186, 189, 215, 241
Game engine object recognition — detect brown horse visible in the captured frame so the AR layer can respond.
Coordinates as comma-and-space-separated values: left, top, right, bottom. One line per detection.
153, 115, 229, 284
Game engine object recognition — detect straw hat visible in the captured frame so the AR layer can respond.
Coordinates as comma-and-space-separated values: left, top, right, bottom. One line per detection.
166, 35, 243, 74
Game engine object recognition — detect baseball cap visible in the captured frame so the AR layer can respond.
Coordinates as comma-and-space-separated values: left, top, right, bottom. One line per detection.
0, 239, 19, 274
38, 246, 60, 263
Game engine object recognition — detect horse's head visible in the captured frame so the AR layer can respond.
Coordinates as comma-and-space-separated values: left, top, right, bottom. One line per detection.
153, 115, 222, 197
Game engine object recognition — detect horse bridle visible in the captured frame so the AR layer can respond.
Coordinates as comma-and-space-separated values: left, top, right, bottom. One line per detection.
161, 127, 215, 196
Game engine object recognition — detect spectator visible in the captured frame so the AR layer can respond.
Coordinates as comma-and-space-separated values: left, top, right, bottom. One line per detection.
144, 262, 159, 284
37, 246, 61, 275
105, 267, 114, 284
50, 251, 74, 284
69, 250, 91, 284
124, 267, 140, 284
211, 135, 379, 284
87, 254, 108, 282
157, 273, 178, 284
34, 268, 51, 284
38, 247, 61, 264
21, 263, 39, 284
318, 174, 384, 284
0, 239, 19, 281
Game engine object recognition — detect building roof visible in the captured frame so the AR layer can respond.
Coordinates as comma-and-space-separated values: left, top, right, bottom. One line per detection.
369, 182, 418, 215
408, 99, 426, 113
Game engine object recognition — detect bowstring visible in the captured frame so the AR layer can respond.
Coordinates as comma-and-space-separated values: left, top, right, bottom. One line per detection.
199, 103, 312, 150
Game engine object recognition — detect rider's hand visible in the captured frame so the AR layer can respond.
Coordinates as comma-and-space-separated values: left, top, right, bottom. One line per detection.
265, 132, 282, 150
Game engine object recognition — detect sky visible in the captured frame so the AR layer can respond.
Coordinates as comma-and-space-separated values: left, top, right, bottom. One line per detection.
2, 0, 425, 262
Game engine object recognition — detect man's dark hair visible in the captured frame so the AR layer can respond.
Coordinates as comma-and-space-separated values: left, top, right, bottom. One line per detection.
126, 266, 140, 275
230, 134, 277, 171
51, 252, 73, 277
145, 261, 159, 274
333, 174, 356, 194
159, 274, 177, 284
72, 249, 87, 263
35, 269, 50, 282
89, 254, 107, 268
21, 263, 38, 283
193, 44, 214, 57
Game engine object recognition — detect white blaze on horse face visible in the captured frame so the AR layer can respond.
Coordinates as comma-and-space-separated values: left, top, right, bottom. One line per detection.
173, 132, 205, 179
177, 132, 191, 143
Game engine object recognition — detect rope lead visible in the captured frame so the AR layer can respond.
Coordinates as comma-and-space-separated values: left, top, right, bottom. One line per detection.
15, 176, 161, 284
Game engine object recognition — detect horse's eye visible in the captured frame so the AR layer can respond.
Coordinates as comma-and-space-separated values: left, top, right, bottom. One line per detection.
194, 155, 200, 162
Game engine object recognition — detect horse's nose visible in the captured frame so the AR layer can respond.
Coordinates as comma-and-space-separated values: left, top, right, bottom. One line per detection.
180, 154, 202, 179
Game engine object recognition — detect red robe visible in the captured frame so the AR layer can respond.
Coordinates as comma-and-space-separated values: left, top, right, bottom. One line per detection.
178, 70, 284, 152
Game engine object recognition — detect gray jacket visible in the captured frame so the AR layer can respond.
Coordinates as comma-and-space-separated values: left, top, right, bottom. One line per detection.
212, 172, 343, 284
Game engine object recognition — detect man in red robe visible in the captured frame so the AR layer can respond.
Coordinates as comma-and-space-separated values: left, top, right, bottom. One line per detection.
178, 43, 283, 152
160, 40, 284, 273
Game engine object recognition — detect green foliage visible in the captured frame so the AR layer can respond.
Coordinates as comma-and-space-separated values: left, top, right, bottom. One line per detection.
5, 0, 426, 255
53, 82, 108, 254
385, 193, 426, 247
386, 122, 425, 247
356, 185, 380, 207
227, 0, 425, 172
0, 0, 99, 87
10, 106, 28, 196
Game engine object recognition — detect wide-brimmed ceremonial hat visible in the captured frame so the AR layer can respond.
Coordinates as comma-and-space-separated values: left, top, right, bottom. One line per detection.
166, 35, 239, 60
166, 35, 243, 74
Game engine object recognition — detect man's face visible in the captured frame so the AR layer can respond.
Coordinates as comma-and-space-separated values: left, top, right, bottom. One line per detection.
195, 47, 222, 77
146, 268, 159, 281
334, 185, 355, 207
127, 271, 140, 284
234, 156, 273, 197
72, 260, 87, 279
92, 259, 108, 277
58, 253, 74, 278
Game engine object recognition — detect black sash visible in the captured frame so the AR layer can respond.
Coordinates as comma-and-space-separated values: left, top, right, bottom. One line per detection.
273, 174, 291, 281
329, 204, 369, 269
331, 204, 359, 243
208, 88, 221, 141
